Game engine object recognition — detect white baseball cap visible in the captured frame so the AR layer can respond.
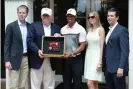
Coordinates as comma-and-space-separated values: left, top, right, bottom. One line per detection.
66, 8, 77, 16
41, 8, 52, 16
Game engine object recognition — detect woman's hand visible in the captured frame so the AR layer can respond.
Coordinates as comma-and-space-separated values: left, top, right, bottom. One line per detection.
96, 62, 102, 71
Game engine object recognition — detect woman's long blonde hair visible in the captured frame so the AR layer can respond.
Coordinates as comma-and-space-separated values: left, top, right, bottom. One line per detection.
88, 11, 102, 29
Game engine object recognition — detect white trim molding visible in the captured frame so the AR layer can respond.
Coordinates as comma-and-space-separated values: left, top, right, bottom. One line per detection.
128, 0, 133, 89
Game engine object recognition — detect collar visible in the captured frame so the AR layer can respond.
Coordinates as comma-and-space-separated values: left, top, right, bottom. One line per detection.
43, 23, 51, 29
109, 22, 118, 31
67, 21, 78, 28
18, 20, 26, 26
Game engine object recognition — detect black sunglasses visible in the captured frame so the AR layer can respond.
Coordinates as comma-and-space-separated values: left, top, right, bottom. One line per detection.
88, 16, 95, 19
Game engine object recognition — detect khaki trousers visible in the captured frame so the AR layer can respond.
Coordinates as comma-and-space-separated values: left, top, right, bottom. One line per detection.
30, 58, 55, 89
8, 56, 29, 89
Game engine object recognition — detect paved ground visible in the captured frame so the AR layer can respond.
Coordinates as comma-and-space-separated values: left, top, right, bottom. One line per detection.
1, 80, 128, 89
55, 83, 106, 89
1, 80, 6, 89
1, 80, 106, 89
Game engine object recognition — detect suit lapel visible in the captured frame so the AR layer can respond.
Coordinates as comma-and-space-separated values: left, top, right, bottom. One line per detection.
106, 24, 119, 45
26, 22, 30, 30
40, 22, 45, 35
15, 20, 23, 43
51, 24, 55, 36
42, 23, 56, 36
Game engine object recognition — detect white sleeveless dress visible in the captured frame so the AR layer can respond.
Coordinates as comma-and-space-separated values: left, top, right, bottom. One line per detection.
84, 27, 103, 82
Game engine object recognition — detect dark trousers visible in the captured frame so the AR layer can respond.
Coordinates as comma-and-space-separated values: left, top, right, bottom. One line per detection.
62, 55, 83, 89
105, 71, 126, 89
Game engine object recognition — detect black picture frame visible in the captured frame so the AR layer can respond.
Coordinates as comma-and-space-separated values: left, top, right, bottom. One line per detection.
41, 36, 66, 57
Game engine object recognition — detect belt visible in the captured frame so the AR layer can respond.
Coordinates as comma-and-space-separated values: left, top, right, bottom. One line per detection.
23, 53, 28, 56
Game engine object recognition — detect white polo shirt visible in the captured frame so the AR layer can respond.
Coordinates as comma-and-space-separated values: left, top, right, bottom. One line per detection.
61, 22, 86, 42
61, 22, 86, 53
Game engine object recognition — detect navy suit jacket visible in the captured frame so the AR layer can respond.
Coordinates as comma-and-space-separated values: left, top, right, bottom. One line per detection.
27, 22, 60, 70
102, 24, 129, 73
4, 20, 30, 70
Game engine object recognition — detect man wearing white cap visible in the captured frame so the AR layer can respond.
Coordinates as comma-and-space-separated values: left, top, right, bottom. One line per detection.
61, 8, 86, 89
27, 8, 60, 89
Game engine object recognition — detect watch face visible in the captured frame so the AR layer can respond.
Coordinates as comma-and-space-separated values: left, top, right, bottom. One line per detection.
72, 54, 76, 57
48, 42, 60, 52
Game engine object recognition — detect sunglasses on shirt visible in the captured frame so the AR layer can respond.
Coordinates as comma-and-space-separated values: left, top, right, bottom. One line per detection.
88, 16, 95, 19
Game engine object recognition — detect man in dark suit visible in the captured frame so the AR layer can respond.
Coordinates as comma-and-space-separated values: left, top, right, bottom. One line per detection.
4, 5, 30, 89
27, 8, 60, 89
102, 7, 129, 89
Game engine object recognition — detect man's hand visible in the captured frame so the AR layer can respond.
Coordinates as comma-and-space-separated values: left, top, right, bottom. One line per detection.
64, 53, 72, 58
54, 33, 61, 37
117, 68, 124, 77
38, 50, 44, 59
5, 62, 12, 70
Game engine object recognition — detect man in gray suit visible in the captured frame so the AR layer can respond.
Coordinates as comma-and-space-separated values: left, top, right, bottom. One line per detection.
4, 5, 30, 89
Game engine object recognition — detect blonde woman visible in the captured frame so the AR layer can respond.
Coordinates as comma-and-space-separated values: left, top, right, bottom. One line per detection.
84, 11, 105, 89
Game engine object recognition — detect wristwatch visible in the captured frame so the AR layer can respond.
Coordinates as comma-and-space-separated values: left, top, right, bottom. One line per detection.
72, 53, 76, 57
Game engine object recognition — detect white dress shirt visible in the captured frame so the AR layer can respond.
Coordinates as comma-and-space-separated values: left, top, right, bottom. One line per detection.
43, 24, 51, 60
105, 22, 118, 44
43, 24, 51, 36
18, 20, 28, 53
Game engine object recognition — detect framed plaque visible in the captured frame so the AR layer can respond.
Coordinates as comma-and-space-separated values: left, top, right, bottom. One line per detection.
41, 36, 66, 57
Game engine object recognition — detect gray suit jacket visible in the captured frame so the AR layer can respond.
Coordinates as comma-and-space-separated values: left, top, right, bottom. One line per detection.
4, 20, 30, 70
